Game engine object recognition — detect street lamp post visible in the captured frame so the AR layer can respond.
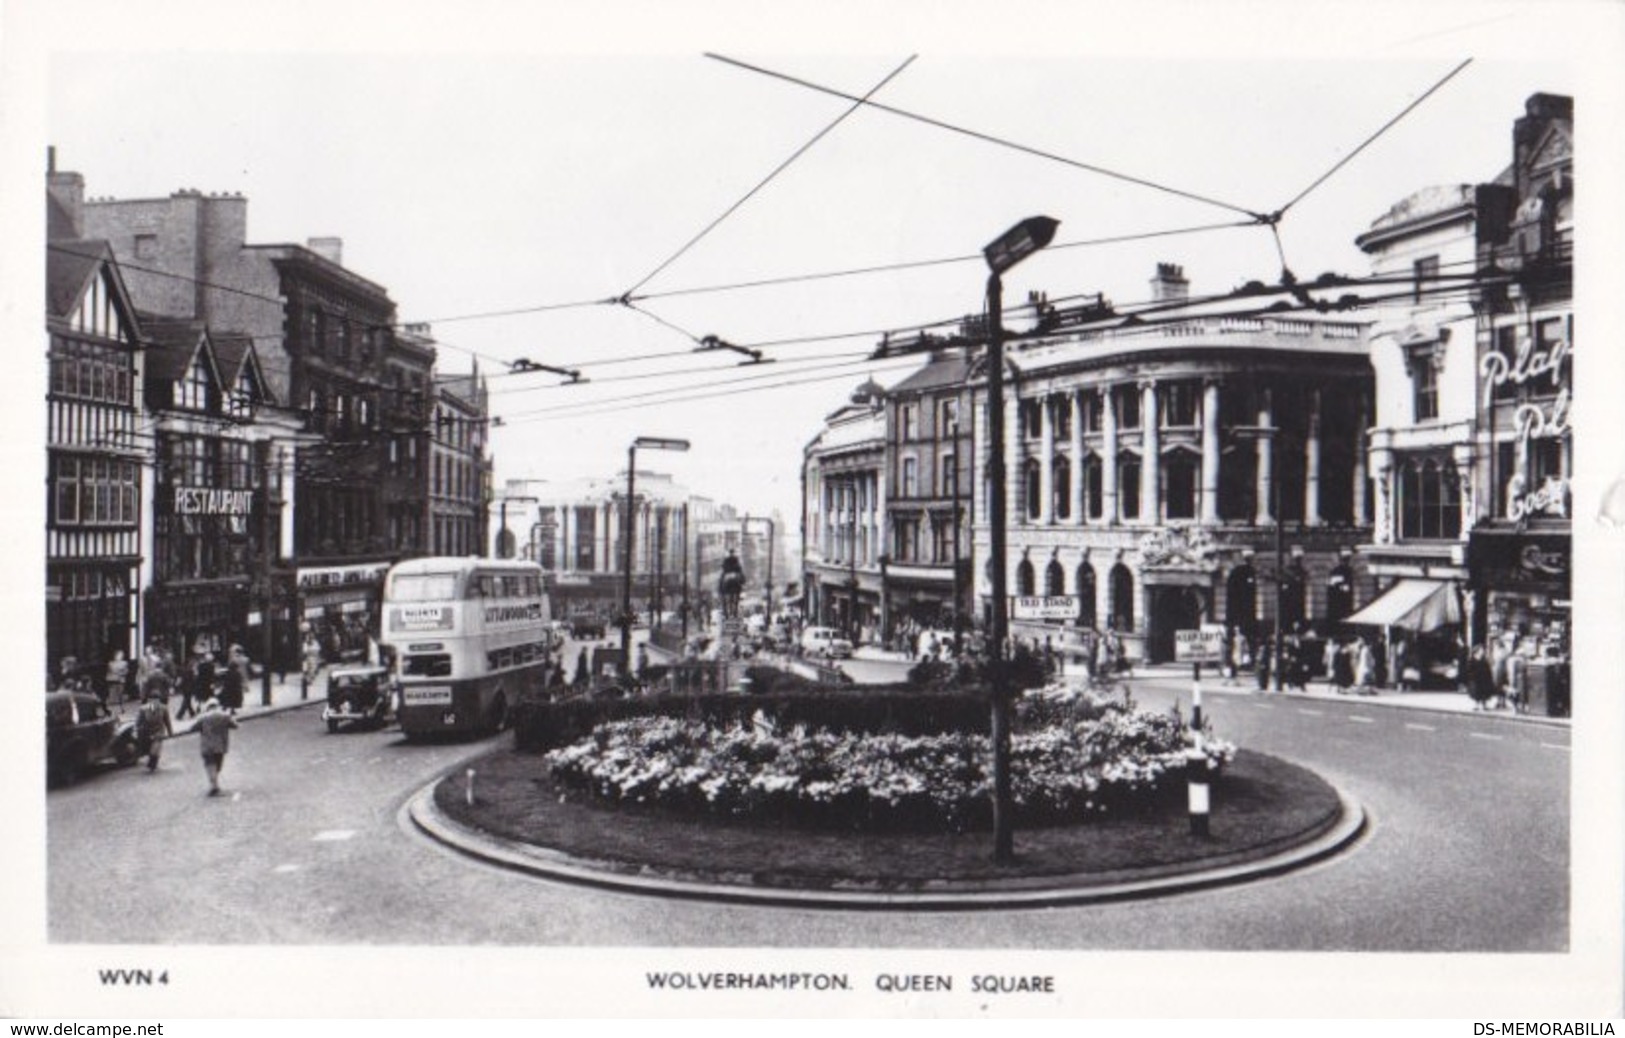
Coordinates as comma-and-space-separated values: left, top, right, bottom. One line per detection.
983, 215, 1060, 865
494, 494, 538, 559
621, 436, 690, 678
1232, 424, 1285, 692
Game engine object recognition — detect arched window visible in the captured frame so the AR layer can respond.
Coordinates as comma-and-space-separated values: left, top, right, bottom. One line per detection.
1075, 563, 1097, 628
1109, 563, 1134, 632
1016, 558, 1036, 596
1045, 559, 1065, 595
1053, 456, 1071, 520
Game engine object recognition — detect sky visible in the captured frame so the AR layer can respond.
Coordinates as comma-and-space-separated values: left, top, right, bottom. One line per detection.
21, 1, 1613, 547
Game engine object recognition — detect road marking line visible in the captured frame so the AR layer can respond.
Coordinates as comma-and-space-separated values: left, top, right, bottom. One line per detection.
1541, 742, 1571, 752
1469, 732, 1503, 741
1252, 702, 1274, 708
1297, 708, 1324, 716
273, 864, 301, 874
1348, 716, 1375, 724
313, 829, 356, 841
1405, 723, 1436, 731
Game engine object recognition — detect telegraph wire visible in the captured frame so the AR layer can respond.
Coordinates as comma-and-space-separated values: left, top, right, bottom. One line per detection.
620, 54, 918, 299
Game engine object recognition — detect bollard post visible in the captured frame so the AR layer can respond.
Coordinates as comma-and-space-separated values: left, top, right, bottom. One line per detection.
1191, 660, 1203, 731
465, 767, 477, 806
1186, 733, 1210, 838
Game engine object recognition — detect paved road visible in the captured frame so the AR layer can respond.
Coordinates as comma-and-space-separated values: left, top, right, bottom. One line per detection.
48, 673, 1567, 950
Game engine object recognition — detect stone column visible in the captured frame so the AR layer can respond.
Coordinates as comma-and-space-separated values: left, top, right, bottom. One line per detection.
1370, 446, 1393, 545
1039, 394, 1055, 525
1256, 390, 1274, 524
1305, 389, 1322, 526
1140, 379, 1160, 523
1101, 386, 1119, 524
1005, 386, 1021, 528
1069, 391, 1085, 525
1352, 399, 1368, 525
1201, 379, 1221, 523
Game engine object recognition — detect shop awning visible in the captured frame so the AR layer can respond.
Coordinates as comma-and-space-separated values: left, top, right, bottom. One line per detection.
1344, 578, 1460, 631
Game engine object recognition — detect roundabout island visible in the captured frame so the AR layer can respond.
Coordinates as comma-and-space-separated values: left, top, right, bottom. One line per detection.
407, 674, 1367, 909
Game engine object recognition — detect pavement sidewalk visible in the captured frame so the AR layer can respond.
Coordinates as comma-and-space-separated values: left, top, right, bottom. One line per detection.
141, 667, 329, 735
1126, 662, 1570, 726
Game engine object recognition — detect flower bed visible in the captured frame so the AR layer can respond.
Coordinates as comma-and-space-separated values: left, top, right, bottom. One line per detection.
543, 697, 1235, 833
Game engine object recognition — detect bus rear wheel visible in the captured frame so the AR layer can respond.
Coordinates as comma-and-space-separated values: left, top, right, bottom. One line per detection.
487, 694, 508, 735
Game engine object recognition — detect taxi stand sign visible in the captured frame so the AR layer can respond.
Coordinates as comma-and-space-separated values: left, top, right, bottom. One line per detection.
1010, 595, 1079, 620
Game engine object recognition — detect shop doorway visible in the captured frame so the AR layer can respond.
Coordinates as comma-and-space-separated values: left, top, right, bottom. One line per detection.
1147, 585, 1205, 663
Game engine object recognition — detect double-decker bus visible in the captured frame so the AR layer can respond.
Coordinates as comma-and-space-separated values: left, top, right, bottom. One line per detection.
381, 557, 552, 738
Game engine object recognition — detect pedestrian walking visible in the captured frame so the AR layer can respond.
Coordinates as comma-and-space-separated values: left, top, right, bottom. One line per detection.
176, 653, 212, 720
1354, 637, 1376, 696
219, 646, 247, 713
192, 698, 240, 797
105, 650, 131, 707
133, 687, 173, 772
1465, 645, 1496, 711
1332, 639, 1354, 694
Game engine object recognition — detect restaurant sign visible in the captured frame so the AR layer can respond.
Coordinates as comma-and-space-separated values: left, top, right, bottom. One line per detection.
174, 486, 254, 516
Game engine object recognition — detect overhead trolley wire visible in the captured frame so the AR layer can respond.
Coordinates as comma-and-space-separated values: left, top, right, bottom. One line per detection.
704, 52, 1266, 221
1273, 59, 1474, 218
620, 54, 919, 299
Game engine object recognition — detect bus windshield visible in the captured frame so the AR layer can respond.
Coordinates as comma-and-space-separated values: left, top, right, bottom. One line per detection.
389, 573, 460, 602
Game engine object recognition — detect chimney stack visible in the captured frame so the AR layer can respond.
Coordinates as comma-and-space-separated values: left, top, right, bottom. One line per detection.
46, 148, 86, 239
307, 236, 343, 266
1150, 262, 1188, 303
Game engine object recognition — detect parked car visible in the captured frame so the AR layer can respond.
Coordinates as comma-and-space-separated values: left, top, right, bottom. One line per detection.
46, 690, 137, 786
569, 612, 607, 640
800, 626, 853, 659
322, 665, 395, 733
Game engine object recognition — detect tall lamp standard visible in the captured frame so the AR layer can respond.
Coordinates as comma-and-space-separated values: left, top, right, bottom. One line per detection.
983, 215, 1060, 864
621, 436, 690, 677
1232, 424, 1285, 693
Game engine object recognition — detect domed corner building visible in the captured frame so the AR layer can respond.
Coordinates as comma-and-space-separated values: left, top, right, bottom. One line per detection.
969, 263, 1376, 665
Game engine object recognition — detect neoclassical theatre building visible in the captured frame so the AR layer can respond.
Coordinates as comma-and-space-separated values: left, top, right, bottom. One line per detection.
972, 265, 1377, 663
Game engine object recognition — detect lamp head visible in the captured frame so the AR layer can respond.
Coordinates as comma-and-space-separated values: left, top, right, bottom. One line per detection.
984, 216, 1060, 275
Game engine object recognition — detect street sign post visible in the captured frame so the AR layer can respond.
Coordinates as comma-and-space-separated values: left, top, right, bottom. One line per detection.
1010, 595, 1079, 621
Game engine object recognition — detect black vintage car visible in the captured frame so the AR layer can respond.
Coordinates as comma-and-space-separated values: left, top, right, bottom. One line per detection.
46, 690, 137, 787
321, 665, 395, 733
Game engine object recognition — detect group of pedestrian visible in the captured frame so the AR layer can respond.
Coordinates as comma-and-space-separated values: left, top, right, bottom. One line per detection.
119, 638, 248, 796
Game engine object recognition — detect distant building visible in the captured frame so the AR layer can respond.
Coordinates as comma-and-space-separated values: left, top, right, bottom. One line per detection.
801, 378, 887, 640
413, 323, 490, 559
882, 346, 975, 634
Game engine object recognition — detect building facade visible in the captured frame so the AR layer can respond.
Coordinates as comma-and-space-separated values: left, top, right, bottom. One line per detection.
44, 235, 146, 687
503, 472, 692, 621
882, 348, 975, 634
801, 380, 888, 640
1466, 93, 1572, 714
139, 319, 299, 669
972, 265, 1377, 664
423, 348, 490, 559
